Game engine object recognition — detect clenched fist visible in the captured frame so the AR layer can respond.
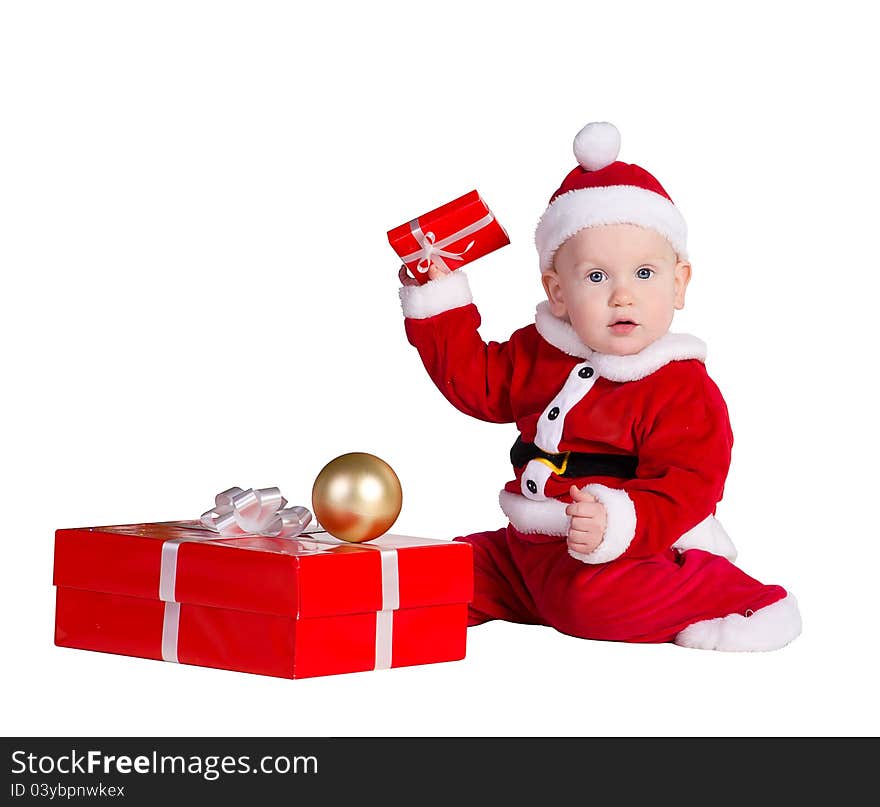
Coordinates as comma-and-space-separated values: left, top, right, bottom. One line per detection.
398, 262, 450, 286
565, 485, 607, 556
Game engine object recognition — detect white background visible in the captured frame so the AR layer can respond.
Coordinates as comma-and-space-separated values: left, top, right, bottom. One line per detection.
2, 1, 878, 737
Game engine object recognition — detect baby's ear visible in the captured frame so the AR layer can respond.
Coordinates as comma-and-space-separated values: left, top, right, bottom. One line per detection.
673, 259, 692, 310
542, 270, 567, 318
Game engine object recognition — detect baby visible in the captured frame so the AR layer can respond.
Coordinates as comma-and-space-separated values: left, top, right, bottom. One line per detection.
398, 122, 801, 651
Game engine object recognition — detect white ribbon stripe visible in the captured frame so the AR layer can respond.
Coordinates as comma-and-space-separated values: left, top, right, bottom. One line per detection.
161, 485, 311, 663
401, 211, 495, 275
374, 546, 400, 671
160, 488, 401, 670
161, 603, 181, 664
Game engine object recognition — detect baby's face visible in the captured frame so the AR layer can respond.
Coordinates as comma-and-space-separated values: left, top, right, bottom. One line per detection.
542, 224, 691, 356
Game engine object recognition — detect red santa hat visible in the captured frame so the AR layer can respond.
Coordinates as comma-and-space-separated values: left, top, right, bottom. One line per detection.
535, 122, 688, 273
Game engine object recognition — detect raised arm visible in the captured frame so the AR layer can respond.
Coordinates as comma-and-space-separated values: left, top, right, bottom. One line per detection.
399, 266, 516, 424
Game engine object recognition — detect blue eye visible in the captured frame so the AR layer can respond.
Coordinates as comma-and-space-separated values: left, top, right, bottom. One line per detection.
588, 270, 605, 283
636, 267, 654, 279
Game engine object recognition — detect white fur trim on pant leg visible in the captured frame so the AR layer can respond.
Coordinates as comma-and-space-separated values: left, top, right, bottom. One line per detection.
673, 593, 802, 652
672, 515, 738, 562
399, 270, 473, 319
568, 484, 637, 564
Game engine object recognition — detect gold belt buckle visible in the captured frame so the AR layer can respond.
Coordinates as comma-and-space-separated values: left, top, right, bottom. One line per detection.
534, 450, 570, 475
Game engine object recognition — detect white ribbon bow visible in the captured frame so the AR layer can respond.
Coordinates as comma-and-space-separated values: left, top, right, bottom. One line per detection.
199, 486, 312, 538
413, 230, 475, 275
400, 210, 495, 276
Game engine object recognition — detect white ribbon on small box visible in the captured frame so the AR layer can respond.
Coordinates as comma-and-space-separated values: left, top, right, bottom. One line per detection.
400, 211, 495, 277
158, 486, 401, 672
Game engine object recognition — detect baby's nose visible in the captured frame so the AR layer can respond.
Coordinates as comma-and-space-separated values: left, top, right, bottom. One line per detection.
610, 284, 634, 304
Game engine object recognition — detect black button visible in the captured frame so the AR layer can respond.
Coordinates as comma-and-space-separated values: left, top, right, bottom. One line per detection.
548, 407, 560, 420
526, 480, 538, 494
578, 366, 594, 379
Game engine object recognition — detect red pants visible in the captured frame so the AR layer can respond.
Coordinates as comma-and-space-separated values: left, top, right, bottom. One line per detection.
454, 525, 787, 644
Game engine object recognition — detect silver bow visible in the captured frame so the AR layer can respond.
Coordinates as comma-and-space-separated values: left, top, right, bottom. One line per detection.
199, 486, 312, 538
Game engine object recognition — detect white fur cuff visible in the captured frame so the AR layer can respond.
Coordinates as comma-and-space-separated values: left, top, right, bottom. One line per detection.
399, 270, 473, 319
568, 484, 637, 564
499, 490, 569, 536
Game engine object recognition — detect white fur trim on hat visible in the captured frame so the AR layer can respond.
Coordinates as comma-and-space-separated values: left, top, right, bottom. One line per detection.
673, 594, 802, 652
535, 184, 688, 273
567, 483, 637, 564
399, 270, 473, 319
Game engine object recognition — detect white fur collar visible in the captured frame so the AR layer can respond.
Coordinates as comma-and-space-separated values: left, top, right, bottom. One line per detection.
534, 301, 707, 382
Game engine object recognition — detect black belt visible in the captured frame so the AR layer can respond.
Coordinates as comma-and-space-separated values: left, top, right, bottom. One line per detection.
510, 437, 638, 479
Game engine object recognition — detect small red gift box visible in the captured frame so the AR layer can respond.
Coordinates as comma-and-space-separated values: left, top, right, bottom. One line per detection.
53, 522, 473, 679
387, 189, 510, 284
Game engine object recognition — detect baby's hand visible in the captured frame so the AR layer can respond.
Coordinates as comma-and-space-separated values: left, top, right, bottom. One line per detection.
398, 262, 451, 286
565, 485, 607, 556
425, 262, 451, 281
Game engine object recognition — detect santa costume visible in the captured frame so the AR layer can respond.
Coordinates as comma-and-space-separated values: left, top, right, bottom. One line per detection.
399, 122, 801, 651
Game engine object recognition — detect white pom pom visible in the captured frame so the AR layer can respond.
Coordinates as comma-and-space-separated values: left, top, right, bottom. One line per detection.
573, 122, 621, 171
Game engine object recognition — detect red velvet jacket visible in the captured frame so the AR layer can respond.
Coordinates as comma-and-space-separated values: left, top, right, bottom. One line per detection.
400, 271, 737, 564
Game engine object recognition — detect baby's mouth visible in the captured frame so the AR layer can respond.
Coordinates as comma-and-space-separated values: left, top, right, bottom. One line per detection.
609, 319, 638, 334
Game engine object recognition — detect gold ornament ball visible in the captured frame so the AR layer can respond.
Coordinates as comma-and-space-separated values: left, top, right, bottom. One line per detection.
311, 452, 403, 542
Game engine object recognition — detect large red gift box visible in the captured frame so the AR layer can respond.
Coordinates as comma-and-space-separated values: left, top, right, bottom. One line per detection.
387, 189, 510, 284
53, 522, 473, 679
